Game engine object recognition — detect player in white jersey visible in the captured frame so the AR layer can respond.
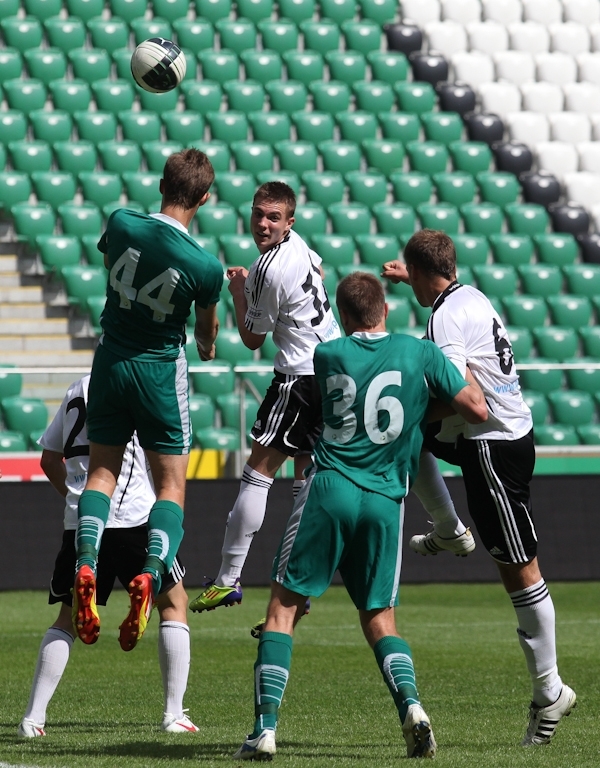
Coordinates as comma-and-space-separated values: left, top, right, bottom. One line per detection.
18, 376, 199, 738
190, 181, 340, 612
382, 229, 576, 747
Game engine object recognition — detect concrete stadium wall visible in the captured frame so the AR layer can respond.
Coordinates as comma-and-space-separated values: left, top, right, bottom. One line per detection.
3, 476, 599, 592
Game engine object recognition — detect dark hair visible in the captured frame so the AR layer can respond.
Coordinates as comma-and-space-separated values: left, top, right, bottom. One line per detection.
253, 181, 296, 217
403, 229, 456, 280
162, 148, 215, 209
336, 272, 386, 329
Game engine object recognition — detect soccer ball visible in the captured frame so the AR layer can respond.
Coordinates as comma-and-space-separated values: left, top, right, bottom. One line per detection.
130, 38, 186, 93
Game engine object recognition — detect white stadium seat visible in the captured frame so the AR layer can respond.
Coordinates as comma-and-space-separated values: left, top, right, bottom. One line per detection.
401, 0, 441, 26
425, 20, 468, 57
548, 111, 592, 143
563, 0, 600, 26
478, 81, 522, 117
522, 0, 562, 25
563, 82, 600, 113
521, 81, 564, 113
563, 171, 600, 208
506, 111, 550, 145
549, 22, 590, 56
590, 23, 600, 53
590, 113, 600, 140
577, 52, 600, 86
452, 51, 495, 88
494, 50, 535, 85
467, 21, 509, 54
536, 142, 579, 181
508, 21, 550, 54
534, 52, 577, 86
441, 0, 481, 24
577, 141, 600, 173
481, 0, 522, 25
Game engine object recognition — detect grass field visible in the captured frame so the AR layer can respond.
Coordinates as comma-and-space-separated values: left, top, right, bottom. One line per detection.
1, 582, 598, 768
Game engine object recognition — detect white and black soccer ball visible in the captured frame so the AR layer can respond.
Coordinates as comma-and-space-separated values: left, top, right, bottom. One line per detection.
130, 38, 186, 93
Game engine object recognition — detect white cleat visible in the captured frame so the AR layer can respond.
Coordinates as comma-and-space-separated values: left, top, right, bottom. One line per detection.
409, 527, 476, 557
402, 704, 436, 759
161, 712, 199, 733
233, 728, 276, 761
522, 684, 577, 746
17, 718, 46, 738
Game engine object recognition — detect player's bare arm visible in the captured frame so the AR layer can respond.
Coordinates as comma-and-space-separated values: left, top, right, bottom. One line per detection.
40, 449, 68, 498
381, 260, 409, 284
427, 367, 485, 422
227, 266, 265, 350
194, 302, 219, 361
450, 372, 488, 424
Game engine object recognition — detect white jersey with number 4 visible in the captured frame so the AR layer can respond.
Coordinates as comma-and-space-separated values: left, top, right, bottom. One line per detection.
243, 229, 340, 375
427, 282, 533, 441
39, 375, 156, 530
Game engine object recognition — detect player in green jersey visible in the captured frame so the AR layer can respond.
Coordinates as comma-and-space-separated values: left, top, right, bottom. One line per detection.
234, 272, 488, 761
73, 149, 224, 651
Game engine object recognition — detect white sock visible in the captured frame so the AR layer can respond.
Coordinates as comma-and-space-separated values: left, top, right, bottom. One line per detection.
24, 627, 74, 725
216, 464, 273, 586
159, 621, 191, 719
292, 480, 304, 498
510, 579, 563, 706
411, 451, 466, 538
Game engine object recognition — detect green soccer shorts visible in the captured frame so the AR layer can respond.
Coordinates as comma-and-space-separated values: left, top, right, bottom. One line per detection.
86, 343, 192, 454
272, 469, 405, 610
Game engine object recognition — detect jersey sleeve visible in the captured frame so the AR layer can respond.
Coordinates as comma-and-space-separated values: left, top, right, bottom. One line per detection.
429, 305, 468, 376
39, 393, 68, 453
422, 340, 468, 403
195, 259, 224, 308
243, 262, 284, 334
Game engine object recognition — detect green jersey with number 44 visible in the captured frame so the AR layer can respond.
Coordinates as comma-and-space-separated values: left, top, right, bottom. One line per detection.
313, 332, 468, 503
99, 209, 223, 361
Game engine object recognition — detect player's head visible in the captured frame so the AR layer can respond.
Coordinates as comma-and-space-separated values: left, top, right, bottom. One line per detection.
251, 182, 296, 254
336, 272, 387, 334
161, 148, 215, 210
403, 229, 457, 280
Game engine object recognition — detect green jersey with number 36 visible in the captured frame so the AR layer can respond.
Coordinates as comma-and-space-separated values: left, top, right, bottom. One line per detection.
98, 209, 223, 361
313, 332, 468, 503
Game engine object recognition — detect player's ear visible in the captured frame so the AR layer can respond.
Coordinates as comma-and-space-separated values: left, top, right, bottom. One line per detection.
383, 302, 389, 320
198, 191, 210, 207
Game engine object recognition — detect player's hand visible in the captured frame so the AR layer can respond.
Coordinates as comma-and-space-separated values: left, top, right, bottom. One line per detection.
227, 267, 248, 296
197, 342, 216, 361
381, 260, 409, 284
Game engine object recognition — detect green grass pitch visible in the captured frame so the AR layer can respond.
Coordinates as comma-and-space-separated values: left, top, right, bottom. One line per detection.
1, 582, 599, 767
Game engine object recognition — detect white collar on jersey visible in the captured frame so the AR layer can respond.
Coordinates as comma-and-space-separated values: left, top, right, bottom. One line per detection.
352, 331, 389, 339
150, 212, 188, 233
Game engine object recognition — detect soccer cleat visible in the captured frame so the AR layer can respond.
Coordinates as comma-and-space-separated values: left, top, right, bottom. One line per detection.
73, 565, 100, 644
189, 579, 242, 613
251, 599, 311, 639
17, 718, 46, 738
118, 573, 154, 652
409, 527, 475, 557
233, 728, 276, 761
522, 684, 577, 746
402, 704, 436, 759
161, 712, 199, 733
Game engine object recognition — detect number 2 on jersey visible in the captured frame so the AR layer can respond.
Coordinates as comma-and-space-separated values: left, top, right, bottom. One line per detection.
110, 247, 180, 322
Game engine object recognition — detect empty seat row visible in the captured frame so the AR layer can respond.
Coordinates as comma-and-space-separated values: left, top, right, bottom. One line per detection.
478, 80, 600, 118
402, 0, 599, 27
507, 113, 600, 147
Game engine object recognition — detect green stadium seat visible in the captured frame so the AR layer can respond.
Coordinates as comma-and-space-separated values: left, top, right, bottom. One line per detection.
103, 202, 144, 219
0, 171, 31, 212
341, 19, 382, 54
1, 16, 43, 52
66, 0, 104, 20
196, 202, 238, 236
309, 80, 351, 113
533, 233, 578, 266
4, 78, 46, 113
217, 392, 260, 438
565, 358, 600, 395
476, 171, 521, 208
0, 110, 27, 144
457, 265, 476, 286
505, 203, 549, 236
433, 172, 476, 206
517, 264, 562, 298
248, 111, 291, 142
110, 0, 147, 22
337, 264, 381, 282
473, 264, 518, 298
188, 394, 216, 432
11, 204, 55, 248
0, 364, 22, 400
576, 424, 600, 444
293, 202, 327, 239
87, 294, 105, 334
0, 431, 27, 451
506, 326, 533, 360
356, 233, 399, 265
548, 390, 595, 427
44, 17, 86, 52
311, 233, 354, 268
37, 234, 81, 273
320, 264, 338, 299
238, 362, 273, 399
579, 326, 600, 358
215, 327, 254, 364
417, 202, 460, 234
195, 426, 241, 451
92, 79, 135, 114
223, 79, 265, 113
353, 80, 395, 113
240, 49, 282, 84
68, 48, 111, 84
137, 88, 180, 116
461, 202, 504, 236
319, 140, 361, 174
54, 140, 97, 174
300, 19, 340, 53
328, 202, 371, 236
363, 139, 405, 176
282, 50, 324, 84
220, 233, 256, 267
421, 111, 463, 145
0, 0, 19, 20
143, 140, 183, 173
59, 202, 103, 238
320, 0, 356, 22
390, 172, 431, 208
346, 171, 387, 206
293, 111, 333, 142
562, 264, 600, 298
30, 110, 72, 144
384, 295, 411, 331
87, 18, 129, 54
449, 141, 492, 174
50, 79, 92, 115
189, 359, 235, 400
406, 141, 448, 175
258, 21, 299, 54
9, 140, 52, 173
518, 358, 564, 394
130, 18, 174, 47
193, 234, 220, 256
408, 295, 431, 326
188, 140, 230, 172
119, 110, 162, 143
207, 111, 249, 142
112, 47, 137, 80
81, 233, 104, 266
336, 111, 378, 143
215, 171, 255, 208
394, 81, 436, 115
215, 19, 257, 53
173, 19, 215, 53
520, 390, 548, 425
74, 111, 117, 143
303, 171, 344, 207
276, 140, 318, 174
379, 112, 420, 144
265, 80, 307, 113
1, 396, 48, 435
79, 171, 122, 210
534, 424, 579, 446
547, 295, 592, 329
502, 295, 548, 330
24, 48, 67, 85
368, 51, 408, 84
195, 0, 231, 22
278, 0, 314, 22
453, 234, 489, 266
325, 51, 366, 86
161, 110, 204, 145
231, 140, 274, 173
31, 171, 76, 210
60, 264, 106, 310
256, 170, 301, 193
153, 0, 189, 20
97, 140, 142, 175
489, 234, 533, 266
533, 326, 578, 362
373, 202, 416, 236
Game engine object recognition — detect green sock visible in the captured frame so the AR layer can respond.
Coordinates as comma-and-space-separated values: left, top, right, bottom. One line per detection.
251, 631, 293, 738
142, 500, 184, 596
75, 490, 110, 573
374, 636, 420, 723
